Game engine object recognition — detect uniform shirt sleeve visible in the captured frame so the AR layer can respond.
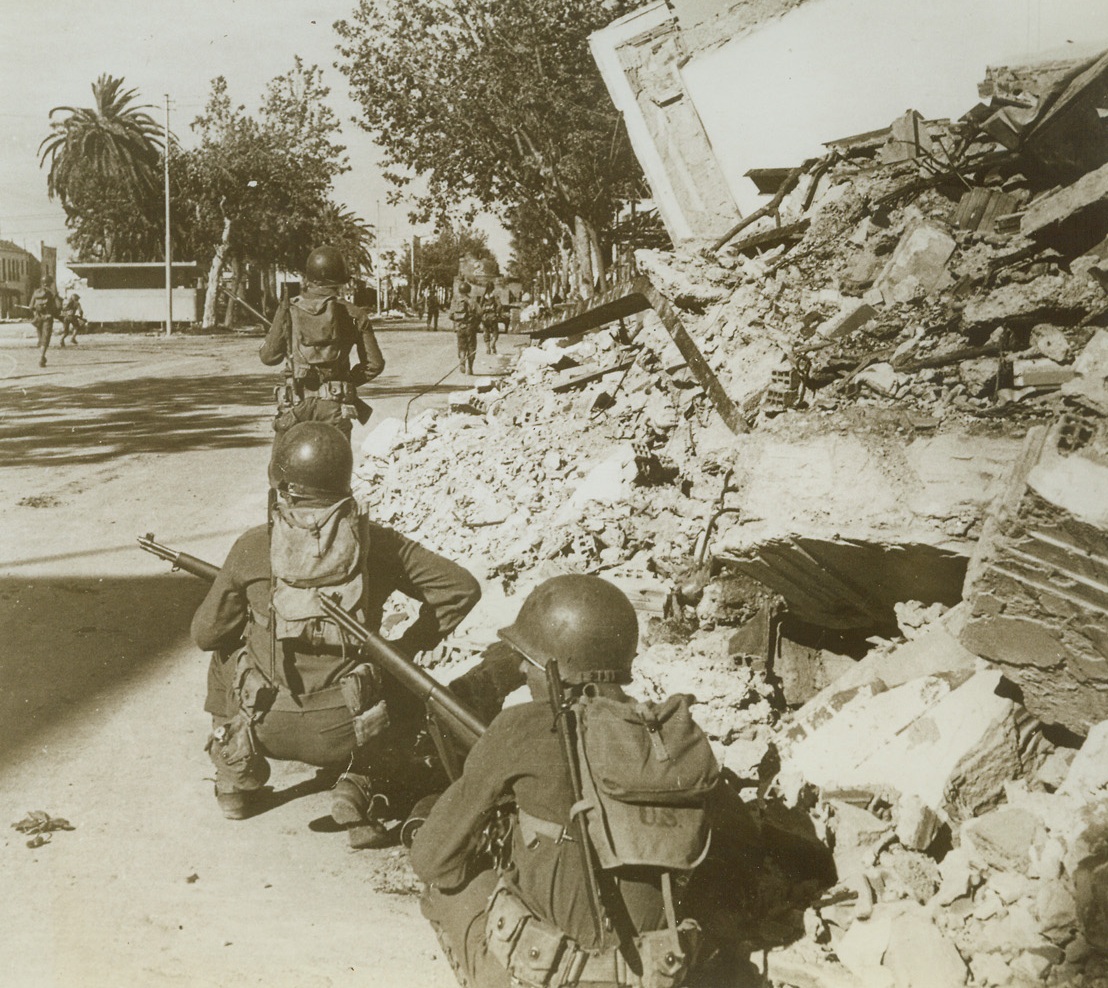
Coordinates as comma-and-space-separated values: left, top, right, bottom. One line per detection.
190, 531, 257, 651
409, 709, 527, 889
259, 301, 290, 366
367, 523, 481, 656
353, 309, 385, 382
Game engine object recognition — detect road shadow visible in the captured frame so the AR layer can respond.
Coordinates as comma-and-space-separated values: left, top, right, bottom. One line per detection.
0, 373, 274, 468
0, 574, 207, 768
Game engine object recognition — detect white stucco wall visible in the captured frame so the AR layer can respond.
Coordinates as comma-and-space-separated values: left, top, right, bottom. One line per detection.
591, 3, 698, 241
678, 0, 1108, 213
80, 288, 198, 325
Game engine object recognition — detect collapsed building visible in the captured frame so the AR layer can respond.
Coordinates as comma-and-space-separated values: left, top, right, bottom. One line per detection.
355, 33, 1108, 988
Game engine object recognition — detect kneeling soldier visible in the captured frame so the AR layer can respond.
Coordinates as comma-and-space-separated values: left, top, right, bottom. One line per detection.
191, 421, 480, 847
411, 575, 719, 988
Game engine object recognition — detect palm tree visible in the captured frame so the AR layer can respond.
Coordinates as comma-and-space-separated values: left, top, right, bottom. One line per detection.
39, 74, 164, 210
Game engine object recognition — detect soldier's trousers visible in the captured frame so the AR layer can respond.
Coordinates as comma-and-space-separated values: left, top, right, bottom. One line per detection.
421, 870, 510, 988
34, 317, 53, 351
457, 330, 477, 373
272, 396, 353, 437
482, 324, 499, 354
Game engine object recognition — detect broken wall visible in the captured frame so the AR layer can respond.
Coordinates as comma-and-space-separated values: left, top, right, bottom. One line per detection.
590, 3, 744, 244
596, 0, 1108, 219
961, 414, 1108, 735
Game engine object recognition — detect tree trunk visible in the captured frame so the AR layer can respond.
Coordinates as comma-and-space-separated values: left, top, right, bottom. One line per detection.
224, 255, 243, 326
585, 218, 607, 292
573, 215, 594, 300
202, 214, 233, 330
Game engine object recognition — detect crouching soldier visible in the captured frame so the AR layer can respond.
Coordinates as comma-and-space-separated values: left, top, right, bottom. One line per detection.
191, 421, 481, 847
261, 246, 385, 438
410, 575, 720, 988
59, 293, 85, 346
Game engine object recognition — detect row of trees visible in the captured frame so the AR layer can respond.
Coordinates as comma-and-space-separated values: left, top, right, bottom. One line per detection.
335, 0, 658, 300
39, 65, 375, 327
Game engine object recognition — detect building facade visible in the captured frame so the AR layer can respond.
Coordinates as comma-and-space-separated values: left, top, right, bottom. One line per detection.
0, 241, 39, 319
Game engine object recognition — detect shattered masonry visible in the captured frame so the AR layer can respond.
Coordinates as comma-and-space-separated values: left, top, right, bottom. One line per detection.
360, 47, 1108, 988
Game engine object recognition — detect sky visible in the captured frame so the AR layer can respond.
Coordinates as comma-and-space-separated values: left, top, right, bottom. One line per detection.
0, 0, 509, 268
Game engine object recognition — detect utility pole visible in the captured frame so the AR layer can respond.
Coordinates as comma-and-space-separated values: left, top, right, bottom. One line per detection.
375, 200, 383, 316
164, 94, 173, 337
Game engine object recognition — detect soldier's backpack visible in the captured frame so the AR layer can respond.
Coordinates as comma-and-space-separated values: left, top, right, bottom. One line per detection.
573, 692, 719, 987
288, 295, 347, 379
269, 496, 364, 647
574, 692, 718, 872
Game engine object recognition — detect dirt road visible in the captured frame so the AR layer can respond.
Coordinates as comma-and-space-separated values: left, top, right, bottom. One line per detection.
0, 327, 506, 988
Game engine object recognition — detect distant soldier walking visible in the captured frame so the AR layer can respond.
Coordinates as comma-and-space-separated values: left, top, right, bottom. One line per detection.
261, 246, 385, 438
59, 293, 85, 347
426, 290, 440, 332
452, 283, 478, 376
480, 292, 502, 355
29, 276, 60, 368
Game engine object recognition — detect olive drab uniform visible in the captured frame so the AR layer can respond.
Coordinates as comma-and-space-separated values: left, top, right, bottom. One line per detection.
29, 284, 60, 367
480, 293, 502, 355
260, 286, 385, 437
190, 510, 481, 819
411, 692, 719, 988
452, 292, 478, 375
60, 294, 85, 346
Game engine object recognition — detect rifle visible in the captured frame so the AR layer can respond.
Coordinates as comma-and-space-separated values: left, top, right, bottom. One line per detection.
136, 533, 486, 757
219, 286, 271, 325
544, 658, 609, 943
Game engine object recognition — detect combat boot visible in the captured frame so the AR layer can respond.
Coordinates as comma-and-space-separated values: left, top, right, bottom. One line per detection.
331, 773, 392, 849
214, 785, 268, 820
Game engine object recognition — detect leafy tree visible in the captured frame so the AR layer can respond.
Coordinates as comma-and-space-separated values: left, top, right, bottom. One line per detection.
335, 0, 646, 298
175, 62, 373, 326
417, 225, 494, 296
39, 74, 165, 261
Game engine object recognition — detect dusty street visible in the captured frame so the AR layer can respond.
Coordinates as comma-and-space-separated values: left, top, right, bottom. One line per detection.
0, 327, 509, 988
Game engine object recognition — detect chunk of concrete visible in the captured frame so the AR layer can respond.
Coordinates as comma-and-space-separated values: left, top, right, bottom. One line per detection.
895, 793, 943, 851
785, 668, 1041, 824
960, 418, 1108, 733
817, 300, 878, 340
1061, 328, 1108, 412
1021, 160, 1108, 246
827, 799, 894, 879
962, 807, 1042, 873
874, 222, 956, 305
1060, 720, 1108, 800
1012, 357, 1076, 388
883, 909, 969, 988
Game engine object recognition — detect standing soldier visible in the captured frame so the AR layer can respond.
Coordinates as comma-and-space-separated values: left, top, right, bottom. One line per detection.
260, 246, 385, 439
59, 293, 85, 347
191, 422, 481, 847
452, 283, 478, 376
29, 275, 60, 368
411, 575, 720, 988
480, 291, 502, 355
426, 289, 440, 332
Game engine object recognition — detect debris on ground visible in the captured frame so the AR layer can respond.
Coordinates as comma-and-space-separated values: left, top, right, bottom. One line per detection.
353, 48, 1108, 987
13, 810, 75, 848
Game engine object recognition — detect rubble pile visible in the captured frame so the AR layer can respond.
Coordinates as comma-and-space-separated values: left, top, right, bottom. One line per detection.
354, 49, 1108, 988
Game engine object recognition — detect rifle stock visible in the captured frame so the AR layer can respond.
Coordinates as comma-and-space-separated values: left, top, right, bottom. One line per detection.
544, 659, 609, 942
136, 535, 486, 760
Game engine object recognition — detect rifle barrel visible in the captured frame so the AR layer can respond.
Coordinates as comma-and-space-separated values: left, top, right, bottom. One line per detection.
320, 594, 486, 748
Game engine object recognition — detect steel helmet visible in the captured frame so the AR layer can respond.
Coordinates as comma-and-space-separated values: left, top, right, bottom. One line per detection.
498, 575, 638, 684
304, 246, 349, 286
270, 422, 353, 498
